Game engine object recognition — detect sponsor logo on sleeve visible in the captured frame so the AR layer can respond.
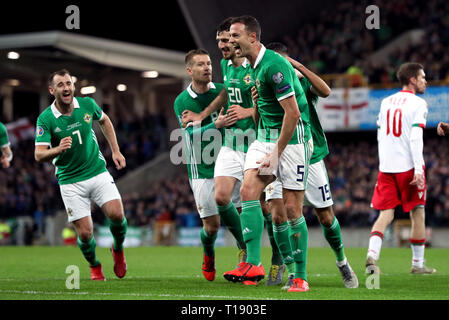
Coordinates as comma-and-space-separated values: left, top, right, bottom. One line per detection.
277, 84, 291, 94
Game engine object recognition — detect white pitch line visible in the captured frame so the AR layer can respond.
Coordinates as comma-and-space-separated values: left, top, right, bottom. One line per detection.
0, 275, 199, 282
0, 273, 343, 282
0, 289, 288, 300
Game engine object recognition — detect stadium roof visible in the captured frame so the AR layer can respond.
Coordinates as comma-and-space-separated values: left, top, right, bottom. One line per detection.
0, 31, 188, 91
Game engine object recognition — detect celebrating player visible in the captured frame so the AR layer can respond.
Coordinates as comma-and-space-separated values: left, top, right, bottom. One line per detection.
366, 62, 436, 275
35, 69, 128, 281
223, 16, 313, 292
181, 18, 286, 285
263, 42, 358, 289
173, 49, 237, 281
0, 121, 13, 168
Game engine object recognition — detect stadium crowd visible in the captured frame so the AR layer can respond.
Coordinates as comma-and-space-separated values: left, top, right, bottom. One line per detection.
1, 122, 449, 245
282, 0, 449, 84
3, 0, 449, 245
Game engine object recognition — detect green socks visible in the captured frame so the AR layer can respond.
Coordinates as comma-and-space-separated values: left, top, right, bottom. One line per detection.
264, 213, 283, 265
77, 236, 101, 267
109, 217, 128, 252
217, 202, 245, 249
273, 221, 295, 274
240, 200, 264, 265
289, 216, 308, 281
321, 217, 346, 262
200, 227, 217, 257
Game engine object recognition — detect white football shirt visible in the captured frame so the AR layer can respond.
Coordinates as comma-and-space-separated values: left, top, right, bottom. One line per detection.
377, 90, 428, 173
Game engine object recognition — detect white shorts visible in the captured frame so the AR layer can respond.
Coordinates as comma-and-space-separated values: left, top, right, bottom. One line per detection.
244, 139, 313, 190
304, 160, 334, 208
189, 178, 241, 218
214, 146, 246, 181
189, 178, 217, 219
59, 171, 122, 222
264, 179, 283, 201
214, 146, 244, 208
265, 160, 334, 208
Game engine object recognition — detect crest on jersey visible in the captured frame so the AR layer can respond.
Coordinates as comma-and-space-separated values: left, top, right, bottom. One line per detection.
36, 126, 44, 137
272, 72, 284, 84
67, 208, 73, 217
243, 74, 252, 85
83, 113, 92, 124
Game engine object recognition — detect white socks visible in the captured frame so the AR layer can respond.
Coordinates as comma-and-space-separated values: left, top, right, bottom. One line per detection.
367, 232, 383, 261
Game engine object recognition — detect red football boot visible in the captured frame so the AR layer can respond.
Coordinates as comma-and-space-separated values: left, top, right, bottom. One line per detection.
287, 278, 310, 292
111, 245, 127, 278
90, 263, 106, 281
223, 262, 264, 283
202, 254, 216, 281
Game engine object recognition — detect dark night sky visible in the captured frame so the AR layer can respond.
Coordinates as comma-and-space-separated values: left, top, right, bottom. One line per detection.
0, 1, 196, 52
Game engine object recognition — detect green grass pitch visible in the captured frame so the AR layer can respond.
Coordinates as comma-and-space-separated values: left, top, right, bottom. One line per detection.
0, 246, 448, 300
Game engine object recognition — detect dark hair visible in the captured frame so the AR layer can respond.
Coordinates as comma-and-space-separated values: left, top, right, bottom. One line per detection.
266, 42, 289, 55
396, 62, 424, 86
48, 69, 71, 86
184, 49, 209, 66
216, 17, 234, 34
230, 15, 261, 41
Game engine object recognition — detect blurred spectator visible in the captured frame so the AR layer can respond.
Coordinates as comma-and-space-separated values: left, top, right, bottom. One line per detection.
33, 204, 45, 238
62, 224, 77, 246
0, 219, 11, 245
282, 0, 449, 84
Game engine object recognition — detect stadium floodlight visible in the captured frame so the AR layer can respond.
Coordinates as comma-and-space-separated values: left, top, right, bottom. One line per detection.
116, 84, 127, 92
142, 71, 159, 78
7, 51, 20, 60
80, 86, 96, 95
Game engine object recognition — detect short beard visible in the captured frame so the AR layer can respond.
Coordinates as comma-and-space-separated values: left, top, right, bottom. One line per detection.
56, 95, 72, 110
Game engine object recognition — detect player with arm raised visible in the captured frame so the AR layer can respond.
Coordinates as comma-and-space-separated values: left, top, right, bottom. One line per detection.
0, 121, 13, 168
366, 62, 435, 275
264, 42, 358, 288
35, 69, 127, 281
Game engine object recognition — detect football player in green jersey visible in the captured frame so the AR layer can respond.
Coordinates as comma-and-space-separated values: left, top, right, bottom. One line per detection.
35, 69, 128, 281
263, 42, 358, 288
181, 18, 286, 285
0, 121, 13, 168
173, 49, 238, 281
224, 16, 313, 291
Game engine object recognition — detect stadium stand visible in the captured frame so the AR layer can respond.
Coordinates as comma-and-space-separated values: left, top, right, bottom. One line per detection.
2, 0, 449, 246
282, 0, 449, 85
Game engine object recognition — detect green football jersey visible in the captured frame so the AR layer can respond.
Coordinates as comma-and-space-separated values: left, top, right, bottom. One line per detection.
0, 122, 10, 148
252, 46, 311, 145
173, 82, 224, 180
35, 97, 107, 184
299, 77, 329, 164
220, 58, 256, 153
